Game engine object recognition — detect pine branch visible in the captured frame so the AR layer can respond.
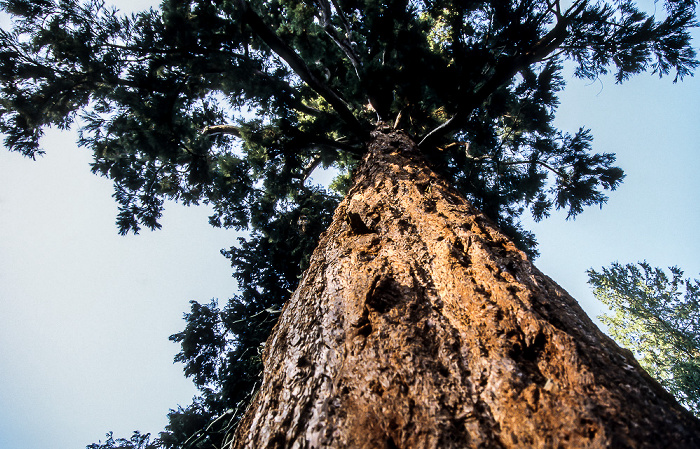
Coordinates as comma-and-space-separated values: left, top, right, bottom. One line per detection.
243, 66, 324, 118
329, 0, 353, 37
313, 0, 363, 79
316, 138, 363, 156
500, 159, 569, 184
298, 135, 364, 158
201, 125, 242, 137
419, 5, 578, 150
235, 0, 369, 139
298, 154, 323, 183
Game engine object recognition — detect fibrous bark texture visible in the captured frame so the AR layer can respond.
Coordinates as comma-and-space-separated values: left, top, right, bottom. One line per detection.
230, 130, 700, 448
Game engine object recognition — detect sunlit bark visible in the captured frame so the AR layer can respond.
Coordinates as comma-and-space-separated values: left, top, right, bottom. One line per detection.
230, 130, 700, 448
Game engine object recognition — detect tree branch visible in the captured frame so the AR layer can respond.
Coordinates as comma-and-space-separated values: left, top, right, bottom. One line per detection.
301, 134, 364, 157
235, 0, 369, 138
297, 154, 323, 183
245, 66, 324, 117
419, 4, 581, 150
201, 125, 242, 137
500, 159, 569, 183
313, 0, 363, 80
329, 0, 353, 38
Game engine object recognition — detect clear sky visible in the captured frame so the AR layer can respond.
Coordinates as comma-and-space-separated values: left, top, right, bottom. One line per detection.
0, 2, 699, 449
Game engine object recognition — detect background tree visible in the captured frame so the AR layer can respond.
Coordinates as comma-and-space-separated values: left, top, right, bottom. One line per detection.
589, 262, 700, 416
0, 0, 697, 446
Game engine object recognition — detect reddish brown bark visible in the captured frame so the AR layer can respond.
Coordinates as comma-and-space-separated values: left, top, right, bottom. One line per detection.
229, 130, 700, 448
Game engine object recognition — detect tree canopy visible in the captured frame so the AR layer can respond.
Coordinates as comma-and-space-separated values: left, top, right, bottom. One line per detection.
589, 262, 700, 416
1, 0, 697, 447
6, 0, 696, 248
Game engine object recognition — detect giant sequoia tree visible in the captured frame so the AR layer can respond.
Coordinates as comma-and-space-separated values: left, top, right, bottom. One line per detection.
2, 0, 700, 447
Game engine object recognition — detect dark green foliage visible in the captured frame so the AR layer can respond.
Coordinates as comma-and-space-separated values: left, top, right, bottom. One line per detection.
159, 398, 224, 449
87, 431, 158, 449
1, 0, 697, 447
589, 262, 700, 416
5, 0, 694, 244
171, 300, 227, 388
163, 186, 338, 448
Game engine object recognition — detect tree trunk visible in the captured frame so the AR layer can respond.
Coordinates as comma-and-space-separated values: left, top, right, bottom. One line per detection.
229, 130, 700, 448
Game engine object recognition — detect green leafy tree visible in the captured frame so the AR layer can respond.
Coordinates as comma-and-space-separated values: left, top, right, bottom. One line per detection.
588, 262, 700, 416
1, 0, 697, 446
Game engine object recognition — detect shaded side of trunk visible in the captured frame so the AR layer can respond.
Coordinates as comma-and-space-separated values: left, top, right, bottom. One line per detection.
230, 130, 700, 448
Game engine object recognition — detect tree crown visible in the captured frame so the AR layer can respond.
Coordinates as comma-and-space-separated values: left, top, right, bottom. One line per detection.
2, 0, 695, 252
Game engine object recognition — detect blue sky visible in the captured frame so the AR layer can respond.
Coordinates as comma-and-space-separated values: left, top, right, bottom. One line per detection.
1, 2, 699, 449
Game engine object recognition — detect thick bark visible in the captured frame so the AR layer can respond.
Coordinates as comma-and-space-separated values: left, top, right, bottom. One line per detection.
229, 130, 700, 448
